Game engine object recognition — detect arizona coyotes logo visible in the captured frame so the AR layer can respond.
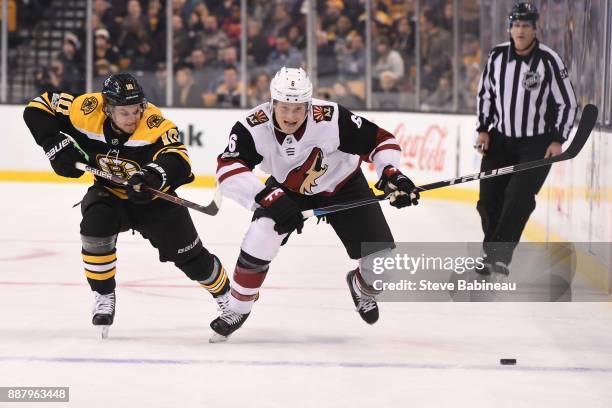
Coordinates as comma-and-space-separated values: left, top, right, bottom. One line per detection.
283, 147, 328, 194
96, 155, 139, 183
146, 114, 165, 129
81, 96, 98, 115
246, 110, 269, 127
312, 105, 334, 123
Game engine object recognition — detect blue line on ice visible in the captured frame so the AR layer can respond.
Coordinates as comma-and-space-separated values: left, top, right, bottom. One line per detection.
1, 356, 611, 373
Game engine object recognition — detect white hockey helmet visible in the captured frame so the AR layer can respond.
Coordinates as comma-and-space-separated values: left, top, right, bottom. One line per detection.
270, 67, 313, 104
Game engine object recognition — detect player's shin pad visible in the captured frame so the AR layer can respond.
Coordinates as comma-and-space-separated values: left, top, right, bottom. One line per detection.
83, 249, 117, 293
199, 257, 230, 297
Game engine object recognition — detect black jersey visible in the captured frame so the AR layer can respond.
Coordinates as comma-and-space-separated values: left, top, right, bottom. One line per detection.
24, 91, 193, 198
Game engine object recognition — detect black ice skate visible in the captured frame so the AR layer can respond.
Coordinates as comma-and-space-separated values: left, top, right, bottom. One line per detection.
346, 269, 379, 325
209, 293, 250, 343
490, 261, 510, 282
474, 256, 493, 276
92, 291, 115, 339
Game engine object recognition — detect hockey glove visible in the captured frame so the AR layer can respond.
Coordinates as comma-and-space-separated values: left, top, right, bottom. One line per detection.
255, 185, 304, 235
375, 165, 420, 208
43, 133, 86, 178
127, 163, 167, 204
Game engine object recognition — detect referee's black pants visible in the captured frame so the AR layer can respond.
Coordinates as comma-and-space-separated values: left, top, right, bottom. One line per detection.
476, 129, 552, 264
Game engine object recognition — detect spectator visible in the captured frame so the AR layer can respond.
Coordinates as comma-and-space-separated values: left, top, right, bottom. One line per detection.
422, 75, 453, 111
330, 82, 364, 110
93, 59, 117, 89
190, 48, 219, 92
461, 34, 481, 69
171, 15, 193, 64
146, 62, 169, 106
93, 0, 120, 40
287, 25, 306, 53
213, 66, 243, 108
94, 28, 119, 68
392, 16, 415, 70
221, 3, 242, 43
267, 35, 303, 75
338, 33, 366, 81
129, 36, 159, 71
220, 46, 240, 71
57, 32, 84, 93
420, 8, 452, 91
269, 4, 293, 38
373, 37, 404, 82
35, 58, 72, 93
144, 0, 166, 46
119, 0, 146, 54
195, 15, 231, 63
247, 20, 271, 67
174, 66, 205, 107
316, 30, 339, 87
247, 71, 271, 106
373, 70, 413, 110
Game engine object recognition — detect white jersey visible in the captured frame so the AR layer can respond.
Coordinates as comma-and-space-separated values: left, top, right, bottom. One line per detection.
217, 98, 401, 210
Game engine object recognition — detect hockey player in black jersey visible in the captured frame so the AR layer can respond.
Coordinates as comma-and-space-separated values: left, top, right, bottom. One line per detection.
23, 73, 230, 337
211, 67, 420, 341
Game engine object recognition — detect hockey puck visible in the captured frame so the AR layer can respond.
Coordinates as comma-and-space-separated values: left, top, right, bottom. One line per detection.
500, 358, 517, 365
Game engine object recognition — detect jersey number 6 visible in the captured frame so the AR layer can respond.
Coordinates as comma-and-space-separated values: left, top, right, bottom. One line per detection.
228, 134, 238, 152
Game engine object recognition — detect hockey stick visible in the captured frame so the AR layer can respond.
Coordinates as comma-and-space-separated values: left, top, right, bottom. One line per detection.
75, 162, 222, 215
303, 104, 598, 218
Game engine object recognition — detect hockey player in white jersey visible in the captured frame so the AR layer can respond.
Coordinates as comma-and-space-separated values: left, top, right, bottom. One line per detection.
210, 67, 419, 341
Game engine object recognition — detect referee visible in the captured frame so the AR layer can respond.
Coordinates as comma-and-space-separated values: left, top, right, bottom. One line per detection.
474, 2, 577, 276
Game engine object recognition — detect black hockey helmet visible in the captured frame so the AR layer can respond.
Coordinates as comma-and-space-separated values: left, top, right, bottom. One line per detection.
102, 73, 146, 107
508, 2, 539, 27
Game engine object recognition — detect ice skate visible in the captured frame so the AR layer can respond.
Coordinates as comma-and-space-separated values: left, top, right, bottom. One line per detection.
92, 291, 115, 339
209, 292, 250, 343
346, 269, 379, 324
490, 261, 510, 283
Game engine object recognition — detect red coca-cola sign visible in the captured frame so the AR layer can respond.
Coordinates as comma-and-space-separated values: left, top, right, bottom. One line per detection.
395, 122, 447, 172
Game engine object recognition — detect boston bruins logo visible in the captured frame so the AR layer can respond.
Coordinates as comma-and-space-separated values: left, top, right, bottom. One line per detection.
147, 114, 165, 129
96, 155, 140, 183
522, 71, 541, 91
80, 96, 98, 115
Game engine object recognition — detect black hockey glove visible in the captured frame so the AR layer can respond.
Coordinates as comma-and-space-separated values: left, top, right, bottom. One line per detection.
255, 185, 304, 235
375, 165, 420, 208
42, 133, 86, 178
127, 163, 167, 204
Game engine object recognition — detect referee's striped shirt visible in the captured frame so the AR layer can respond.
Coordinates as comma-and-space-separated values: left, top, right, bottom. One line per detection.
476, 39, 577, 142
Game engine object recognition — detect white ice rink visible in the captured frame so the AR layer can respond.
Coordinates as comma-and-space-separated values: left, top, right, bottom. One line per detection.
1, 182, 611, 408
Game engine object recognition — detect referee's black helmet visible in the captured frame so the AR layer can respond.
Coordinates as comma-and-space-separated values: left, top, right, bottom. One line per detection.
508, 2, 539, 27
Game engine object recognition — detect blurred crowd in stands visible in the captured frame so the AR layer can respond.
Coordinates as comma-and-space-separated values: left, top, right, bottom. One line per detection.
33, 0, 482, 112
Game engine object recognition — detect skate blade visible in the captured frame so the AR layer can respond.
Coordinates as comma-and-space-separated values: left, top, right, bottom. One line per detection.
209, 332, 229, 343
100, 325, 110, 339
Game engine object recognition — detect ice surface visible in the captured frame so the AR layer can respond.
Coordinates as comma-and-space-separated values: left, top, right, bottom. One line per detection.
1, 182, 611, 408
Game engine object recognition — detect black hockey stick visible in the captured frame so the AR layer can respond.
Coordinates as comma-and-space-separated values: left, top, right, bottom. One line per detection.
303, 104, 598, 218
75, 162, 222, 215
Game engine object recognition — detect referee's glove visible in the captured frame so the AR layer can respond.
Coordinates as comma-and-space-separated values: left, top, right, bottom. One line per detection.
375, 165, 420, 208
